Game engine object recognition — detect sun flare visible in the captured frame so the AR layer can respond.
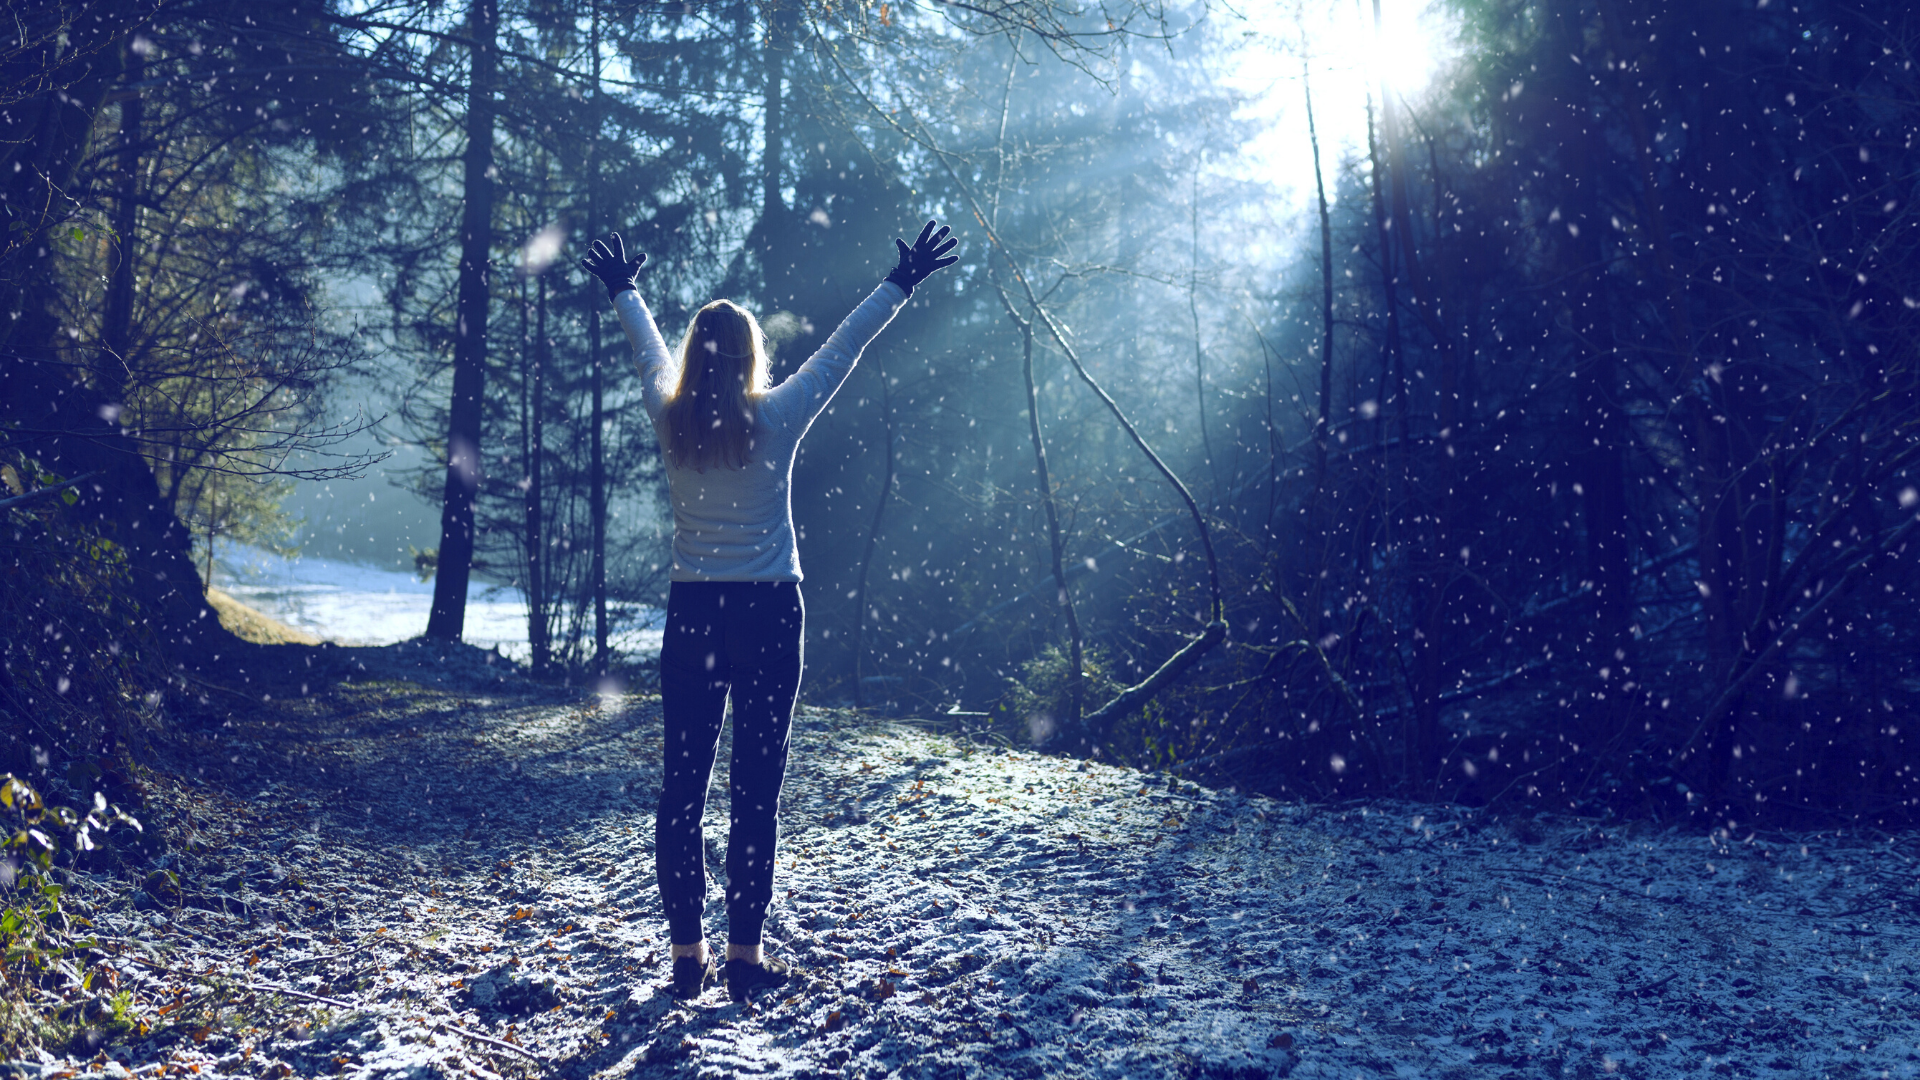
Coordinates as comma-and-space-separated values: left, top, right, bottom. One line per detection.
1332, 0, 1451, 98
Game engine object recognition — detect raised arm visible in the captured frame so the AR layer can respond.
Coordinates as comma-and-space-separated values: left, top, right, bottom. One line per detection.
762, 281, 906, 427
613, 292, 674, 391
580, 233, 673, 398
764, 220, 960, 432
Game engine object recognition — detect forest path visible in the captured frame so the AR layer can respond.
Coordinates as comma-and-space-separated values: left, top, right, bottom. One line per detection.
32, 666, 1920, 1080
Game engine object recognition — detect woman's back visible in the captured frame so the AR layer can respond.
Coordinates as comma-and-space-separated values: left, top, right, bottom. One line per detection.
614, 281, 909, 582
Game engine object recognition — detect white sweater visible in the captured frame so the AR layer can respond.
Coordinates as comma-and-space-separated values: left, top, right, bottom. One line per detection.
614, 281, 908, 582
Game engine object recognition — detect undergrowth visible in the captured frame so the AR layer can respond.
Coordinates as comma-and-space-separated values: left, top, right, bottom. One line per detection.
0, 773, 142, 1057
0, 451, 170, 802
987, 645, 1128, 750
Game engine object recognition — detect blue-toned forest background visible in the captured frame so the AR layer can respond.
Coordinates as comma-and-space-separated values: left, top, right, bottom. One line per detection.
3, 0, 1918, 828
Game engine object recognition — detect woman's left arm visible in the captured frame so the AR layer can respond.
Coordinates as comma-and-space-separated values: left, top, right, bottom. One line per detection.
766, 281, 909, 429
767, 220, 958, 430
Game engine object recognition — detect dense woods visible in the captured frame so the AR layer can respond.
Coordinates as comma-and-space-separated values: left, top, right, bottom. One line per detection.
3, 0, 1917, 828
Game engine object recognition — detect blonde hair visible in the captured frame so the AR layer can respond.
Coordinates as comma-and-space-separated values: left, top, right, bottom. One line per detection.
662, 299, 770, 470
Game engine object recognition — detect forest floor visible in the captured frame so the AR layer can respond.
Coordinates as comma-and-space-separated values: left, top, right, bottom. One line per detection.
6, 640, 1920, 1080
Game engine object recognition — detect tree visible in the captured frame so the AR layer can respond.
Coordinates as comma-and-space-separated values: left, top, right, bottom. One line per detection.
2, 0, 386, 659
425, 0, 500, 641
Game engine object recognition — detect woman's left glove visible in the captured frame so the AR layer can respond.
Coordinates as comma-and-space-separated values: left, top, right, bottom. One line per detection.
885, 219, 959, 296
580, 232, 647, 302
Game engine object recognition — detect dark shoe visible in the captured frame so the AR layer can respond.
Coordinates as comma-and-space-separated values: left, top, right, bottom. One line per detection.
724, 954, 791, 1003
670, 951, 719, 998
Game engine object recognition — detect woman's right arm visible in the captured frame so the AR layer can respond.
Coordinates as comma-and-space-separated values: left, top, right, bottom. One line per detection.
582, 233, 670, 414
614, 291, 674, 411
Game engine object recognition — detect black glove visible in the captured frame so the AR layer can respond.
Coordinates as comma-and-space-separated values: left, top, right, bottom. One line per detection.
885, 219, 959, 295
579, 232, 647, 302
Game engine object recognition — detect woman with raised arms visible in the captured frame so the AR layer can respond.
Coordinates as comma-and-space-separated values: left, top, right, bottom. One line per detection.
579, 220, 958, 1002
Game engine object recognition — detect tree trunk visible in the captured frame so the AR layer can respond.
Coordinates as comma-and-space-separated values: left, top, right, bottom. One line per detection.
852, 366, 896, 709
425, 0, 497, 642
1016, 314, 1084, 734
1547, 0, 1633, 686
1305, 62, 1336, 633
99, 52, 141, 406
1360, 87, 1427, 786
587, 0, 609, 675
1188, 171, 1214, 490
1373, 0, 1461, 793
590, 306, 608, 671
763, 2, 786, 238
528, 273, 550, 675
753, 0, 794, 303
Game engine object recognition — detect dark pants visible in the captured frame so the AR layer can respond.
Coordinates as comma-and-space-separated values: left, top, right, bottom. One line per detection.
655, 580, 803, 947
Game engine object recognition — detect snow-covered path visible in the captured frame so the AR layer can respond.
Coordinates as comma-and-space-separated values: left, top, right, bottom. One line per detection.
25, 669, 1920, 1080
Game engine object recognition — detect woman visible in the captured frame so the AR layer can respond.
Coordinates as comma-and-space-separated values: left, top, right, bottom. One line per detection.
580, 221, 958, 1003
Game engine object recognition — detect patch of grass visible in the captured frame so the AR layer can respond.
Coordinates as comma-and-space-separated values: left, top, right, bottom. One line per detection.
204, 588, 321, 646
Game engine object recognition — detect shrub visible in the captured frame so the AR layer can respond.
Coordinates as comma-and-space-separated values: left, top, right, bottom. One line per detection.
988, 644, 1124, 749
0, 452, 169, 799
0, 773, 142, 1054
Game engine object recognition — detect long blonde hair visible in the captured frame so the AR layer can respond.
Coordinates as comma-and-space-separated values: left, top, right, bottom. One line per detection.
662, 299, 770, 470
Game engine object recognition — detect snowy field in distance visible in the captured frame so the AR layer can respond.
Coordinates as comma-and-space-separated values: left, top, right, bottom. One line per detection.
209, 541, 662, 661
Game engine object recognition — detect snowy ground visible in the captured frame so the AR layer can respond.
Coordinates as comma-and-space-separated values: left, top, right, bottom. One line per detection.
8, 668, 1919, 1080
210, 542, 663, 660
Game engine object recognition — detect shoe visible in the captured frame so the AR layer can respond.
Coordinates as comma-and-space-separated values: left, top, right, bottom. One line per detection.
724, 954, 791, 1003
670, 951, 719, 998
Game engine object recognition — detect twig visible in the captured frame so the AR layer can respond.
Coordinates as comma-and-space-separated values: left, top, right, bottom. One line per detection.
1676, 513, 1920, 763
100, 945, 541, 1063
280, 929, 395, 966
177, 672, 261, 704
240, 981, 542, 1062
1482, 868, 1618, 893
1622, 970, 1682, 997
0, 470, 104, 512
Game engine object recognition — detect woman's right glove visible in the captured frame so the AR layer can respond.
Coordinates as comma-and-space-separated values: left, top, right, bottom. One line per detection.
885, 219, 959, 295
580, 232, 647, 302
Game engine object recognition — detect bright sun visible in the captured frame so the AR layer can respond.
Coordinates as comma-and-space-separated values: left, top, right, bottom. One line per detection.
1222, 0, 1460, 209
1331, 0, 1452, 97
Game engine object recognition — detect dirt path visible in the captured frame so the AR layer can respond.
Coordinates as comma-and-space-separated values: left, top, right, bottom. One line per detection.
17, 655, 1920, 1080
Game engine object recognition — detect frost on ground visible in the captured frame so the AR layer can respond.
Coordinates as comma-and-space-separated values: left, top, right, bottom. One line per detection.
7, 664, 1918, 1080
